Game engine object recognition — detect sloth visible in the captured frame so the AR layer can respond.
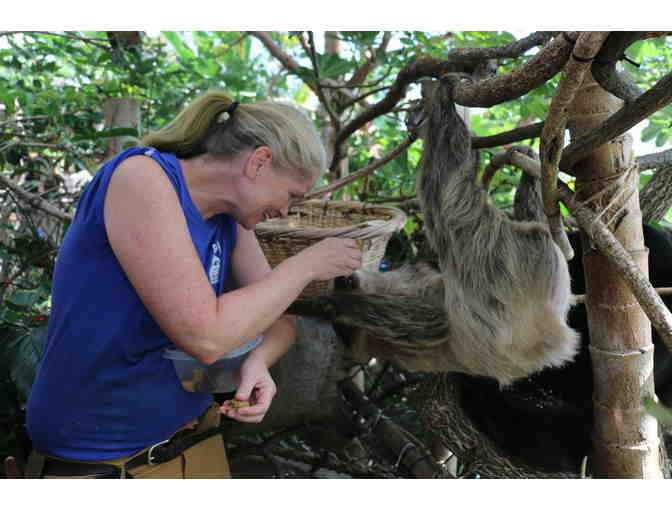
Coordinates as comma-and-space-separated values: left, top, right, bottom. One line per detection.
290, 77, 580, 386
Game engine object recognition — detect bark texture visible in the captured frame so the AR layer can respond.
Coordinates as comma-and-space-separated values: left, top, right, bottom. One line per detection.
568, 73, 663, 478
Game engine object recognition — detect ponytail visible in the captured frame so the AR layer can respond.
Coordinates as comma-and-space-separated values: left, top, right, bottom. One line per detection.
141, 90, 326, 180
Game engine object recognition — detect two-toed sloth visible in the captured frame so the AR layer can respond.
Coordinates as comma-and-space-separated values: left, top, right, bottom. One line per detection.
292, 77, 580, 386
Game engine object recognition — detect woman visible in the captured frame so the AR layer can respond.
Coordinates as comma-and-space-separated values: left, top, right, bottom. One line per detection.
25, 91, 362, 478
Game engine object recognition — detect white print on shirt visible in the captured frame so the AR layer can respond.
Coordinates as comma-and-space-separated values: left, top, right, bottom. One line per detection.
208, 241, 222, 285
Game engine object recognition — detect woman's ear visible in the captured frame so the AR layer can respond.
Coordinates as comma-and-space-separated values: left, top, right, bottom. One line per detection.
251, 146, 272, 176
243, 146, 272, 180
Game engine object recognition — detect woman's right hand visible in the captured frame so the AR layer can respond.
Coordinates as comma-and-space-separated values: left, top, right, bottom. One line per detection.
292, 238, 363, 282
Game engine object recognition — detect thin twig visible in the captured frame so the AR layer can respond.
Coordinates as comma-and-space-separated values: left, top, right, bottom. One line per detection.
306, 31, 340, 130
341, 86, 393, 110
0, 31, 110, 49
306, 136, 417, 199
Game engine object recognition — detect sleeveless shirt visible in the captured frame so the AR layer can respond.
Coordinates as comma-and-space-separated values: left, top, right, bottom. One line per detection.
26, 147, 237, 460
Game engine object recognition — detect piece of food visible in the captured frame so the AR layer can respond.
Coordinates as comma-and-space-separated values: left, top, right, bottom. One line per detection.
223, 399, 250, 409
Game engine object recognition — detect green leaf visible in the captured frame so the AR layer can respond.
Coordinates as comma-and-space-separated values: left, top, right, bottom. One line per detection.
316, 54, 353, 79
162, 31, 195, 61
7, 290, 40, 308
8, 327, 48, 403
641, 124, 659, 142
655, 130, 669, 148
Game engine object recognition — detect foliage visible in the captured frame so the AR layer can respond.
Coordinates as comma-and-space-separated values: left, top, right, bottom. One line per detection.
1, 30, 671, 477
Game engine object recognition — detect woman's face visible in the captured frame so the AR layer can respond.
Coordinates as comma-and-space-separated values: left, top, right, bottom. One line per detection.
239, 165, 317, 230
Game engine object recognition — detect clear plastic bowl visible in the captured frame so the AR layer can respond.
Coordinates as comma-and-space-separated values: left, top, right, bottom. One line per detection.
163, 335, 262, 393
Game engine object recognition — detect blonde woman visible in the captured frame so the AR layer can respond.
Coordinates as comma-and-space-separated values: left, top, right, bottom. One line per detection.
25, 91, 361, 478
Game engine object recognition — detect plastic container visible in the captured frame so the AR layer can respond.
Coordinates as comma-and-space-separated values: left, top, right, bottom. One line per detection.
163, 335, 263, 393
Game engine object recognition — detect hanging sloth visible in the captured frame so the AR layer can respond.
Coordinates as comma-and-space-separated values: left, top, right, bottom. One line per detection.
291, 77, 580, 386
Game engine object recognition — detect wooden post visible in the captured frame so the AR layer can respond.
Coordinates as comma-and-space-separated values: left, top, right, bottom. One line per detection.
103, 97, 141, 160
568, 72, 664, 478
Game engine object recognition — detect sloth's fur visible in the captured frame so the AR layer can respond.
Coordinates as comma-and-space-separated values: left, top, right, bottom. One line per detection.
291, 79, 580, 386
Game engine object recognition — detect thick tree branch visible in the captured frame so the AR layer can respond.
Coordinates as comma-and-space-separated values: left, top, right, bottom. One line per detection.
331, 32, 577, 171
451, 31, 578, 108
639, 149, 672, 223
592, 32, 672, 102
541, 31, 610, 260
559, 69, 672, 171
472, 122, 544, 149
591, 32, 645, 102
638, 148, 672, 171
445, 31, 556, 62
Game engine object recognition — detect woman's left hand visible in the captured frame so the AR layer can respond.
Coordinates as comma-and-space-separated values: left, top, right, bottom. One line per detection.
219, 356, 276, 423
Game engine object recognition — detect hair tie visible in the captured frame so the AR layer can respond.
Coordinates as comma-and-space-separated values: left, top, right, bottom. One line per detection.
217, 101, 239, 123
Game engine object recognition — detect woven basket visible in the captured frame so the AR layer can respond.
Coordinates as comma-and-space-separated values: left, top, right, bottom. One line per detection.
255, 200, 406, 297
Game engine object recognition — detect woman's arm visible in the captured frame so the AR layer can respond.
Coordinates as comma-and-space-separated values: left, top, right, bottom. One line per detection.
104, 156, 360, 364
231, 224, 297, 366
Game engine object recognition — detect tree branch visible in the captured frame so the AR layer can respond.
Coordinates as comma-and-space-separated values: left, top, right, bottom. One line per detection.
305, 31, 340, 129
330, 32, 578, 171
639, 151, 672, 223
540, 31, 610, 260
330, 57, 464, 170
591, 32, 672, 102
451, 31, 578, 108
306, 136, 417, 199
638, 148, 672, 171
345, 32, 392, 88
246, 31, 301, 74
559, 185, 672, 352
0, 173, 72, 222
472, 122, 544, 149
506, 150, 672, 352
445, 31, 556, 62
559, 69, 672, 171
0, 31, 110, 49
591, 32, 645, 102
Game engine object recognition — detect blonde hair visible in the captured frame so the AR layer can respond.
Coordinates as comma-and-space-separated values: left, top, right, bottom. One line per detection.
141, 90, 326, 180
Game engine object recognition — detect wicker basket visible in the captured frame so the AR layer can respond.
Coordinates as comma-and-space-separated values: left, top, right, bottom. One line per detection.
255, 200, 406, 297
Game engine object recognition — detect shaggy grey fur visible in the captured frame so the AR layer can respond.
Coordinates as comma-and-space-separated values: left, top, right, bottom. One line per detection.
290, 78, 579, 386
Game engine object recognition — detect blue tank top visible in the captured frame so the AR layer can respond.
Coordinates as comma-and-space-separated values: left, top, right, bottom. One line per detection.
26, 147, 237, 461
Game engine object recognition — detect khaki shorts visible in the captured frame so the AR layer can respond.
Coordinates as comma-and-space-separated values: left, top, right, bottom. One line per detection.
43, 403, 230, 479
